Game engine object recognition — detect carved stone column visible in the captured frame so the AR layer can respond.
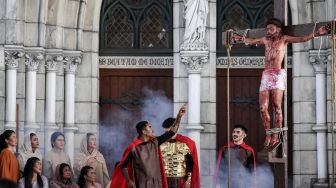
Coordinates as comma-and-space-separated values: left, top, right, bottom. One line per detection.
4, 45, 24, 130
44, 49, 62, 154
180, 43, 209, 162
63, 51, 81, 164
309, 50, 329, 187
24, 48, 44, 133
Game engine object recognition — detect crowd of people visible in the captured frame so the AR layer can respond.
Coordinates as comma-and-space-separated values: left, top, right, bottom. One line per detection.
0, 104, 258, 188
0, 104, 203, 188
0, 130, 107, 188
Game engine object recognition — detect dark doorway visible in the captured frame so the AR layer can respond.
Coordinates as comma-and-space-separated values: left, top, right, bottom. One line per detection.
216, 68, 293, 186
99, 68, 173, 174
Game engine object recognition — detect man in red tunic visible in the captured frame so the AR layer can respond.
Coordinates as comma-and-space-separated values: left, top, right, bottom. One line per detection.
213, 125, 256, 188
110, 104, 187, 188
160, 118, 200, 188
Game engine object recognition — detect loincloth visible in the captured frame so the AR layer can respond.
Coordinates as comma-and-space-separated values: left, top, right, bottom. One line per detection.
259, 69, 286, 91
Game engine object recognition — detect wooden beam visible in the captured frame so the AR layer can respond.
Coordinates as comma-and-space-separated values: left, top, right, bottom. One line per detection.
222, 21, 331, 47
283, 21, 331, 36
268, 150, 287, 163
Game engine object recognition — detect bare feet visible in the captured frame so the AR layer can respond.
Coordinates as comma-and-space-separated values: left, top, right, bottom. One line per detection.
264, 133, 281, 151
263, 135, 271, 148
270, 133, 280, 147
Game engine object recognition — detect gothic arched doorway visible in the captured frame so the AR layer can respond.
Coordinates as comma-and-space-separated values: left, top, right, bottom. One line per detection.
99, 0, 174, 174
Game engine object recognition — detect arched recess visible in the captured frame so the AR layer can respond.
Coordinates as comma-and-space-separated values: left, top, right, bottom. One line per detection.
45, 0, 66, 49
23, 0, 43, 46
84, 0, 103, 32
45, 0, 98, 50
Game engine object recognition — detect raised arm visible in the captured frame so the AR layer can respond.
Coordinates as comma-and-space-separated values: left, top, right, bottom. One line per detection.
170, 104, 187, 133
232, 33, 265, 45
284, 25, 329, 43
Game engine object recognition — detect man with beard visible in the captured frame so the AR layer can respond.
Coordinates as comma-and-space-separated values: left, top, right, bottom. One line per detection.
160, 118, 200, 188
233, 18, 329, 150
110, 104, 187, 188
213, 125, 256, 188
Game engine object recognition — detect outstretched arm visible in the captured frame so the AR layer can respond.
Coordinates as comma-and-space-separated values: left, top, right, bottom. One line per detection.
232, 33, 265, 45
285, 25, 329, 43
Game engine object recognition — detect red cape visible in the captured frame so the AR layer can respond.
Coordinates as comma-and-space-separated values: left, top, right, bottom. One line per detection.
213, 141, 257, 188
175, 134, 200, 188
110, 137, 168, 188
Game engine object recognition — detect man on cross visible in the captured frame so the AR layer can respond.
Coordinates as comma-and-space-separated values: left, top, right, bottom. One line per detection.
233, 18, 329, 150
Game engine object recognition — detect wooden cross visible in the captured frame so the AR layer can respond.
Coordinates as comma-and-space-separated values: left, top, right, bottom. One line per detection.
222, 21, 331, 45
221, 1, 333, 188
222, 3, 332, 46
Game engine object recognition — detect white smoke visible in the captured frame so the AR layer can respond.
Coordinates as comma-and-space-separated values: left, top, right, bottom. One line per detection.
215, 152, 274, 188
256, 164, 274, 188
140, 87, 173, 136
99, 87, 173, 174
99, 109, 136, 175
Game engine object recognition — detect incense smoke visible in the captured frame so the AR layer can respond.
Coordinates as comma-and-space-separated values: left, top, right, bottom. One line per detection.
215, 156, 274, 188
99, 87, 173, 174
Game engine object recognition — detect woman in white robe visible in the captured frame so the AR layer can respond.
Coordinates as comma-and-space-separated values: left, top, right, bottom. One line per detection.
17, 132, 42, 174
42, 132, 71, 181
74, 133, 109, 187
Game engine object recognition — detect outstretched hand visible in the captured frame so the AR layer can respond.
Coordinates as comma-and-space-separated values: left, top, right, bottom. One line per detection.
178, 103, 187, 117
317, 25, 330, 36
232, 33, 243, 42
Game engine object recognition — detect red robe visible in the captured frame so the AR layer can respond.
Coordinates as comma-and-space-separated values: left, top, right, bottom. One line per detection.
213, 141, 256, 188
175, 134, 200, 188
110, 137, 168, 188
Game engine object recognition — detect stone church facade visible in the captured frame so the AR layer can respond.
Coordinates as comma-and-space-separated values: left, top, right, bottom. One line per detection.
0, 0, 335, 187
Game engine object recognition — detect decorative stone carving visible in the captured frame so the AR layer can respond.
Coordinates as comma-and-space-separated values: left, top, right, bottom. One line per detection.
25, 53, 43, 71
183, 0, 208, 43
99, 56, 174, 69
64, 56, 82, 74
180, 42, 209, 51
216, 56, 293, 69
180, 42, 209, 73
4, 50, 24, 70
181, 55, 208, 73
46, 55, 63, 72
309, 50, 328, 74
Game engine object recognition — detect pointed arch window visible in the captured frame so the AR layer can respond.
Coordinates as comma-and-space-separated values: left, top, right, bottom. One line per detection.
105, 5, 134, 49
100, 0, 173, 56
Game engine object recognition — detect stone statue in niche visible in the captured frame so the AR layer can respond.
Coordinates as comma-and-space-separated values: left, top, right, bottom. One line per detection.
183, 0, 208, 44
